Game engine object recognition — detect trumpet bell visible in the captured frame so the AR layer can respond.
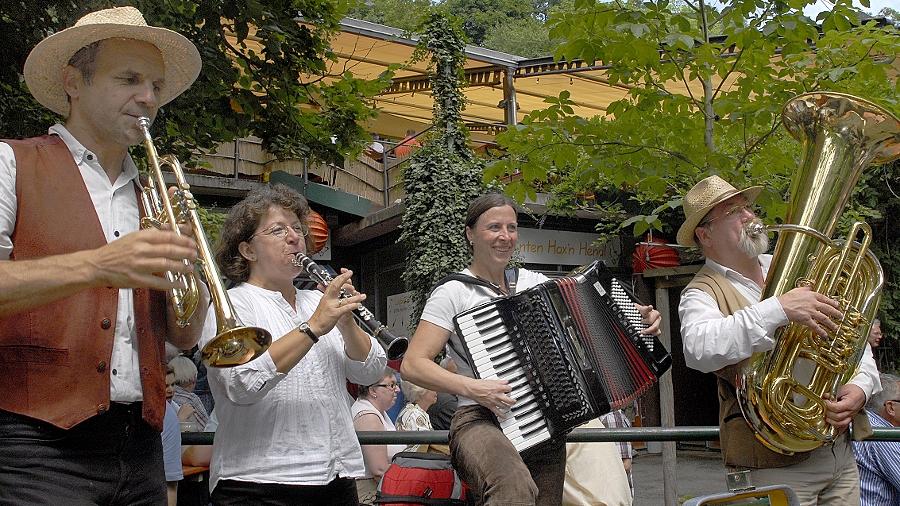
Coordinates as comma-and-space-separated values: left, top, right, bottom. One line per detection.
201, 326, 273, 368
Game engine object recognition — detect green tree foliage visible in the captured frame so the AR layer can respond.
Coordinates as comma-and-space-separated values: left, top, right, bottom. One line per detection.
349, 0, 560, 55
487, 0, 899, 367
0, 0, 392, 165
439, 0, 535, 45
488, 0, 898, 236
482, 17, 551, 57
347, 0, 432, 33
400, 13, 484, 323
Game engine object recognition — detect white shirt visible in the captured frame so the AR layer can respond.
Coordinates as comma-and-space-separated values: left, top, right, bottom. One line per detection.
419, 268, 548, 407
203, 282, 387, 491
678, 255, 881, 399
0, 124, 145, 401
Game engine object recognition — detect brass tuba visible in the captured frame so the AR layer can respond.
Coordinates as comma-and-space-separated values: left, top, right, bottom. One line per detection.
137, 117, 272, 367
736, 93, 900, 454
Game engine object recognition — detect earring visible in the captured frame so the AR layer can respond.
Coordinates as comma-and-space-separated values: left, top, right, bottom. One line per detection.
469, 241, 474, 246
372, 394, 377, 399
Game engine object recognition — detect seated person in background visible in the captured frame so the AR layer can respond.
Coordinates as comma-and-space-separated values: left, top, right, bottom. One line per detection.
352, 369, 406, 503
364, 136, 385, 162
169, 355, 209, 430
393, 129, 421, 158
396, 380, 442, 453
181, 409, 218, 468
599, 409, 634, 496
426, 355, 459, 431
396, 380, 437, 432
191, 346, 215, 415
868, 318, 883, 349
163, 366, 183, 506
562, 417, 632, 506
852, 373, 900, 506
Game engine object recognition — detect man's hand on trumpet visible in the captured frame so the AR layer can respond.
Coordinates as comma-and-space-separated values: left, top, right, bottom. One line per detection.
86, 228, 198, 291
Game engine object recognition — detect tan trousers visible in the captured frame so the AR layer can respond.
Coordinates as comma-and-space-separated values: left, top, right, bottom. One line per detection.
733, 434, 859, 506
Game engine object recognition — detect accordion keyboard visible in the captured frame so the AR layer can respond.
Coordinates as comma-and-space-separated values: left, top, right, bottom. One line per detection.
455, 302, 553, 453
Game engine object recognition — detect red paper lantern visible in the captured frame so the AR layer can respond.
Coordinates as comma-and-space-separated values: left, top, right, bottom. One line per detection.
632, 234, 680, 273
307, 209, 329, 254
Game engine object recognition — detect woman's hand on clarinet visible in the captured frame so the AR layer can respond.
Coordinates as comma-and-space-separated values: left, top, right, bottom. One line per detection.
466, 378, 516, 418
308, 269, 365, 336
637, 303, 662, 336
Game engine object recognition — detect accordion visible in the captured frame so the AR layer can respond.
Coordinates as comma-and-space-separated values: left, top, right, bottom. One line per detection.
453, 261, 671, 453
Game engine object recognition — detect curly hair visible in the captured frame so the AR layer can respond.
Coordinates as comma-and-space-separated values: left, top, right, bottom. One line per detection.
215, 184, 313, 283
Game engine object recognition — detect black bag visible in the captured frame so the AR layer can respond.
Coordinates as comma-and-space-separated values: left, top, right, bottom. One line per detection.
375, 452, 473, 505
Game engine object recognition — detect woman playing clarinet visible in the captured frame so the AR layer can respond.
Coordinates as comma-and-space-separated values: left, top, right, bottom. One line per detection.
203, 184, 387, 505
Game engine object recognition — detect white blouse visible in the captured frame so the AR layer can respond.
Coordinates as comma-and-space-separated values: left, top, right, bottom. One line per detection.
203, 282, 387, 491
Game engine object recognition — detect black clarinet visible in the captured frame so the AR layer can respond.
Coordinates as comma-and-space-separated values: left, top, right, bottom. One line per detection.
292, 253, 408, 360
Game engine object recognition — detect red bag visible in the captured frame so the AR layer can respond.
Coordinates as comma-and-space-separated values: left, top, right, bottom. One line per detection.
375, 452, 472, 505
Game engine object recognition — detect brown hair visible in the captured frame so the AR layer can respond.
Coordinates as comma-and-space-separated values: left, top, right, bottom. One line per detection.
68, 40, 104, 84
215, 184, 313, 283
464, 193, 516, 248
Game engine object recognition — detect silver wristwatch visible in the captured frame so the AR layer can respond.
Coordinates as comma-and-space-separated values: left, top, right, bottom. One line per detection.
298, 321, 318, 343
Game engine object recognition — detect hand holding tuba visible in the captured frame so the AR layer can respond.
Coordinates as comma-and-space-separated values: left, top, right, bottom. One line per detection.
137, 117, 272, 367
736, 93, 899, 454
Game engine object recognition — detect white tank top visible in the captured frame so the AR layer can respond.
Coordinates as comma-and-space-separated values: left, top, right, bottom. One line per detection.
351, 398, 405, 477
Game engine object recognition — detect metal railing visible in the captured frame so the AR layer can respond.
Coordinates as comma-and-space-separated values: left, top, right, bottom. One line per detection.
180, 426, 900, 445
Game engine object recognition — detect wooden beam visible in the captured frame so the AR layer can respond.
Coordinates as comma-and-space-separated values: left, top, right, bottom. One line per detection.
655, 283, 678, 506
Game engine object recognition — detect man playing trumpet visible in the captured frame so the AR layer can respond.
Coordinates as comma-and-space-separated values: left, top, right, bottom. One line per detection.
0, 7, 207, 504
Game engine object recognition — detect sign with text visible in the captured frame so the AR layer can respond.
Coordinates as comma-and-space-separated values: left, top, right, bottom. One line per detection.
386, 290, 415, 337
516, 228, 620, 266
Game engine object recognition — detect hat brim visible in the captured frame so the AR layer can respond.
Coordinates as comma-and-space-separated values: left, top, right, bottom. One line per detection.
676, 185, 762, 247
24, 24, 201, 116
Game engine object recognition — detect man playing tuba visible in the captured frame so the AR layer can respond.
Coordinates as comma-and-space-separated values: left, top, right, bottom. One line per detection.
677, 175, 881, 505
0, 7, 208, 504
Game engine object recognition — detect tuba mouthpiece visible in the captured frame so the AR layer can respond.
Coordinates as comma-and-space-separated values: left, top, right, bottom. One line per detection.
745, 220, 766, 237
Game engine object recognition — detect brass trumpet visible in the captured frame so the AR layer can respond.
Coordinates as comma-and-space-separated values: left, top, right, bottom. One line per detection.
137, 117, 271, 367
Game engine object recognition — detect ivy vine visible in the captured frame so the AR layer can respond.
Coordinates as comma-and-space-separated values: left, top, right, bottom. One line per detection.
399, 13, 484, 324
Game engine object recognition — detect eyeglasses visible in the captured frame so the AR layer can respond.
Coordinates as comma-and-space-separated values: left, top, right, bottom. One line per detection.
374, 382, 399, 390
700, 203, 757, 227
249, 223, 309, 241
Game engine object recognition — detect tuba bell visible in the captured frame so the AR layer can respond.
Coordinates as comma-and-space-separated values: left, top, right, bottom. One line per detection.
736, 93, 899, 454
137, 117, 272, 367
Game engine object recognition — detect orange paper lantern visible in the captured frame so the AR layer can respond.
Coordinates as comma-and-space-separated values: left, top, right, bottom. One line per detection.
307, 209, 329, 254
632, 234, 680, 273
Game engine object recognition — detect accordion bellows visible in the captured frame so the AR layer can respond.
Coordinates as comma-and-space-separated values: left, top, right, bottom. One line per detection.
453, 261, 672, 453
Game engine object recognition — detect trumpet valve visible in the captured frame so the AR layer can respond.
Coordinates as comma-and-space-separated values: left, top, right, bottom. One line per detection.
141, 216, 164, 229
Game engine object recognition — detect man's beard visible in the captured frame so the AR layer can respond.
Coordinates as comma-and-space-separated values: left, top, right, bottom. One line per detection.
738, 219, 769, 257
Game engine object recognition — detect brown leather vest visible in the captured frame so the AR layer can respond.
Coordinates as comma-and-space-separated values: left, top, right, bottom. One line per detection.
0, 135, 167, 431
685, 265, 808, 468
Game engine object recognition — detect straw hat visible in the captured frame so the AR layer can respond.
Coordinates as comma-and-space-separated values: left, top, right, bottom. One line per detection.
24, 6, 201, 116
676, 175, 762, 247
